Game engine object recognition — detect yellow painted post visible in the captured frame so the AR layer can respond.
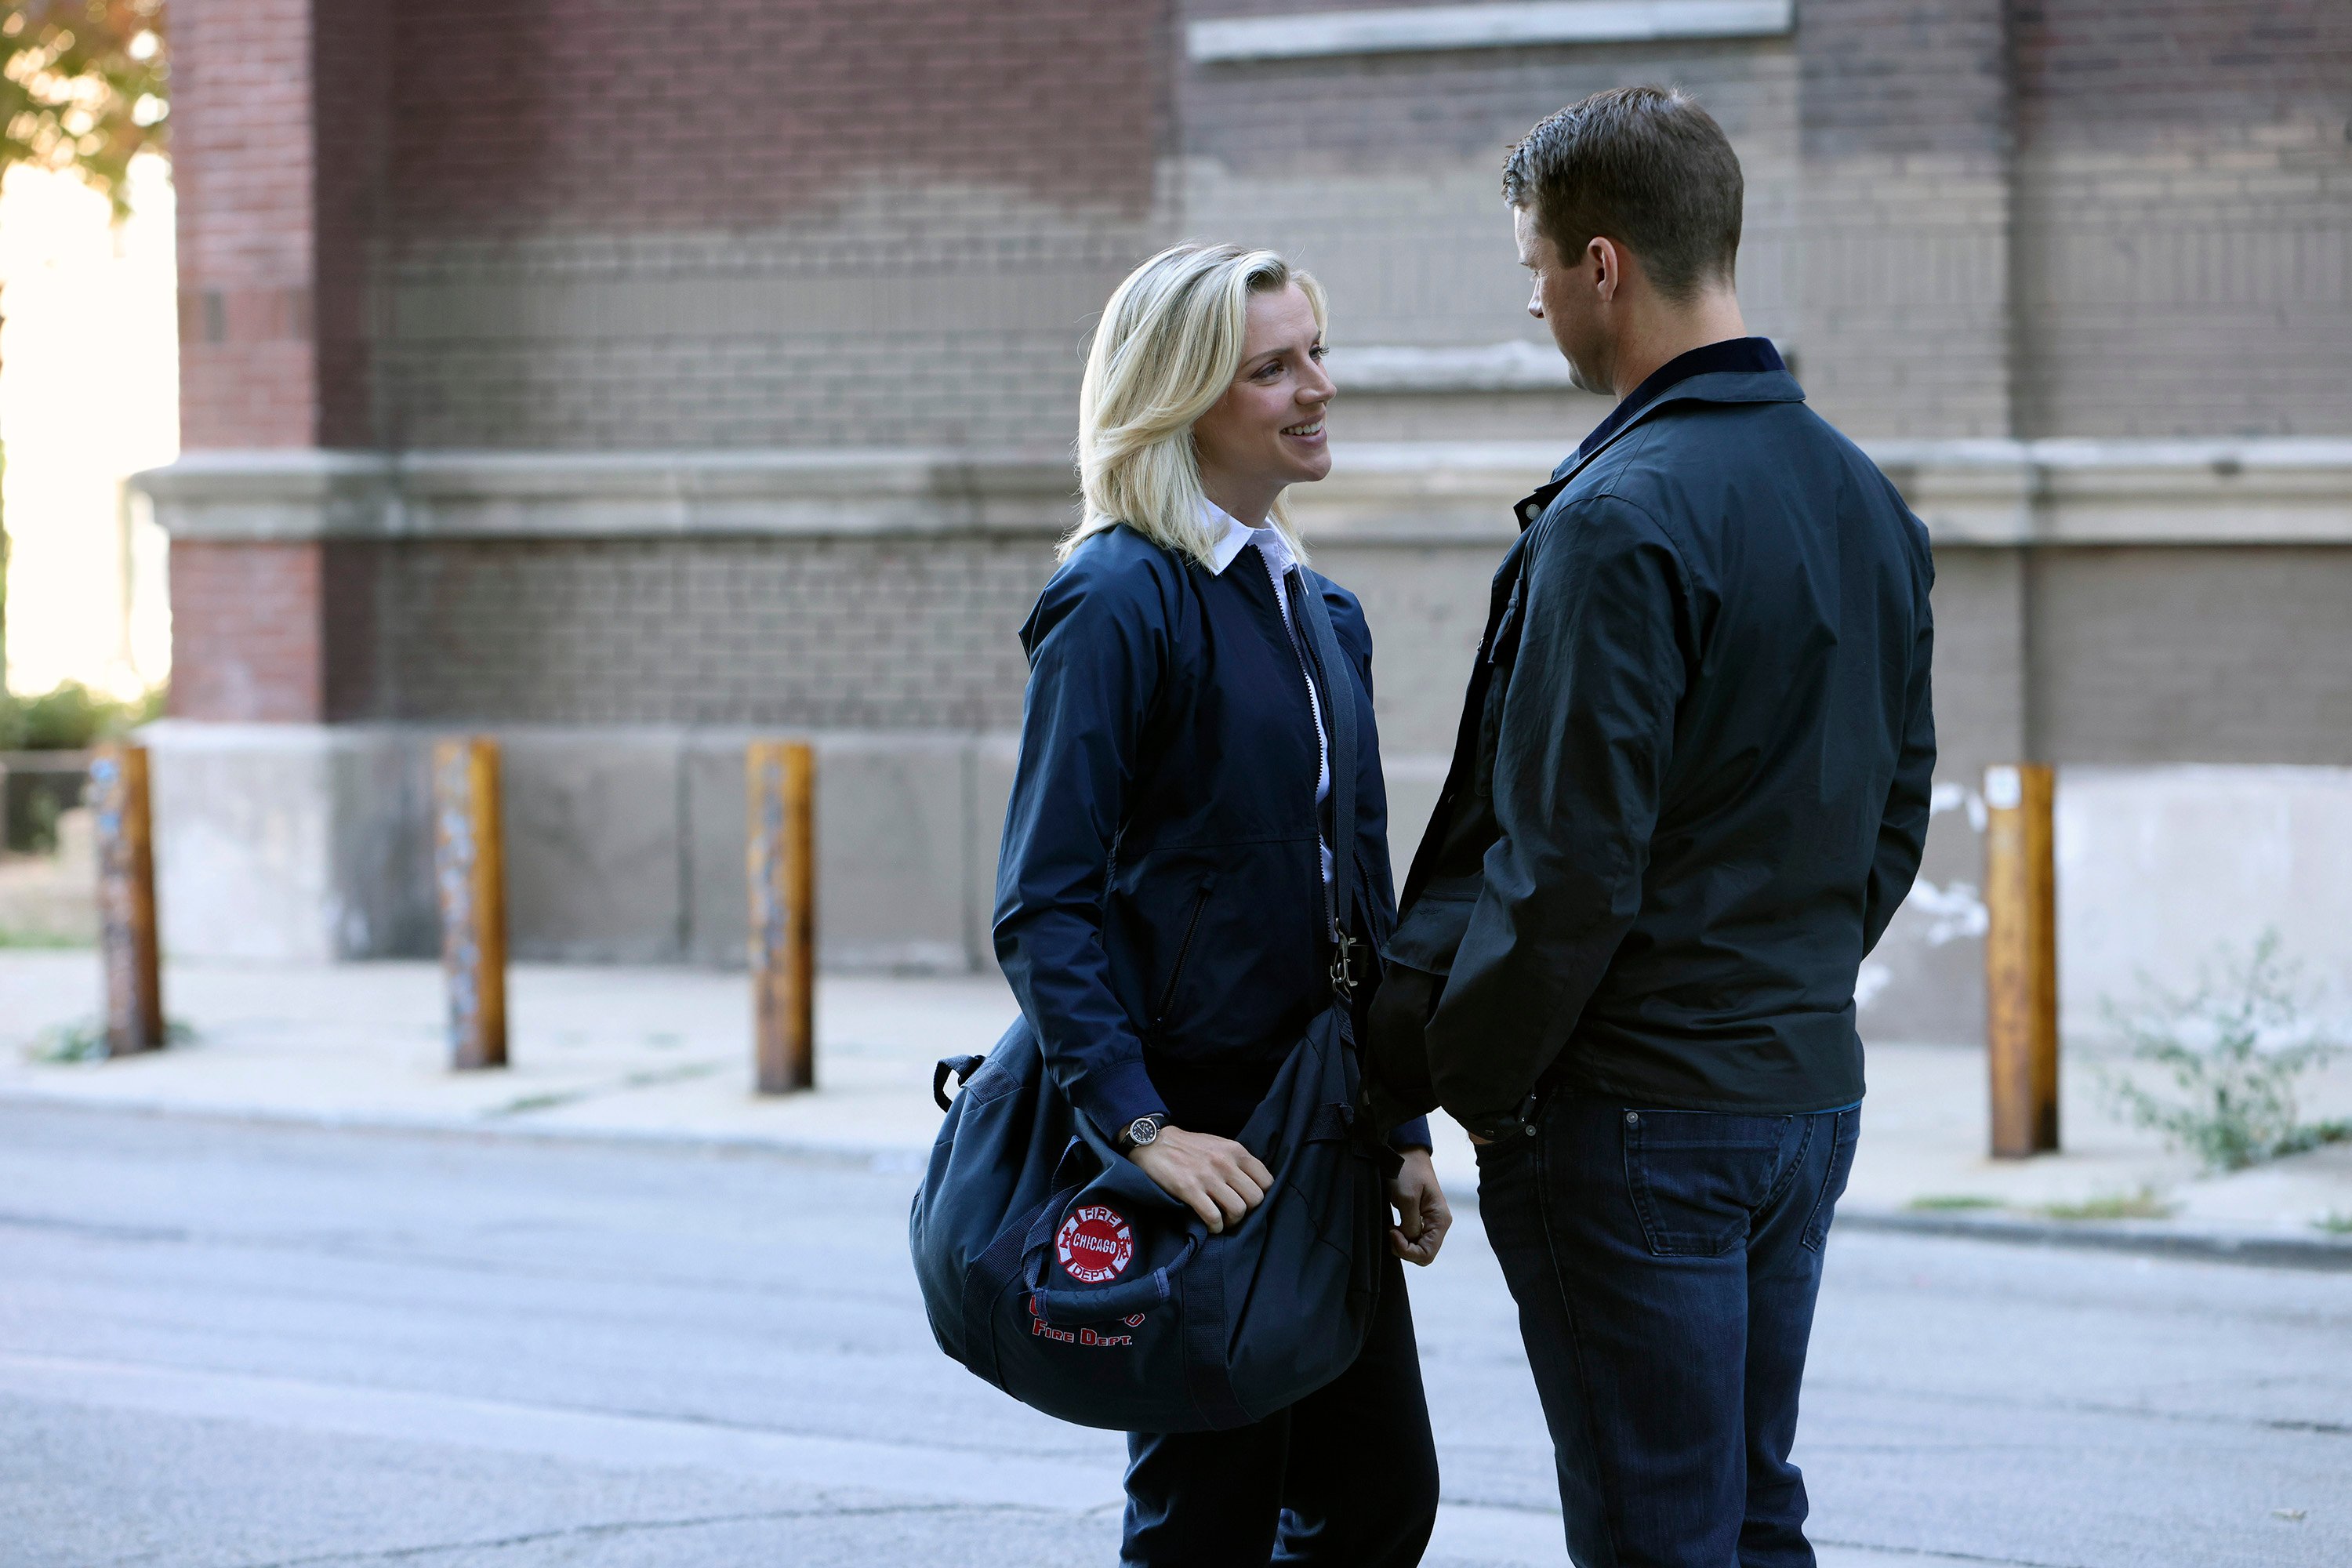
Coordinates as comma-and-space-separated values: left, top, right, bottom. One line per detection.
90, 743, 164, 1056
1984, 762, 2059, 1157
747, 740, 816, 1094
433, 737, 508, 1071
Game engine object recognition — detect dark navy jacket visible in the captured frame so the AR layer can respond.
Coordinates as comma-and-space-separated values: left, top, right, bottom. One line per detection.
993, 524, 1428, 1147
1379, 341, 1937, 1138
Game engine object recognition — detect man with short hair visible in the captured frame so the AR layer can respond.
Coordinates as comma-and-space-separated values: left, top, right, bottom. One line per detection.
1367, 85, 1936, 1565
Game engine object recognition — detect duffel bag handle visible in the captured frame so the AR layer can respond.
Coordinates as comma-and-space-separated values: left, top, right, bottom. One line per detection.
933, 1054, 989, 1111
1016, 1171, 1209, 1327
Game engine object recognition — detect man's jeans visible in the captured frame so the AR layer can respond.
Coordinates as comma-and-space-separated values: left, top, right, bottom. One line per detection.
1476, 1093, 1860, 1567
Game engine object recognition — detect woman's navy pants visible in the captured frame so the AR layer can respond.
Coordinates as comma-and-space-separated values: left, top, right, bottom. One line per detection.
1119, 1252, 1439, 1566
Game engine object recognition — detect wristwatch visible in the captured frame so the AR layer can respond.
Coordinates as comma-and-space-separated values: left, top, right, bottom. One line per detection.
1118, 1114, 1167, 1152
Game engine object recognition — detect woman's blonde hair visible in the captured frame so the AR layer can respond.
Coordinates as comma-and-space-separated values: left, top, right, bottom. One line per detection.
1062, 243, 1327, 568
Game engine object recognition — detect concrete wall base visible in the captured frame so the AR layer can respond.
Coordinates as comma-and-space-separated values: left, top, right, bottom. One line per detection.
141, 721, 2352, 1049
143, 721, 1030, 972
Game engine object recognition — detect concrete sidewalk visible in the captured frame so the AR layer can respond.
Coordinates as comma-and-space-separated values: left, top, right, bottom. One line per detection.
2, 951, 2347, 1258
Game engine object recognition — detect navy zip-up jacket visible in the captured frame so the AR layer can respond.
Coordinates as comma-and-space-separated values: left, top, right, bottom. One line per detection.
993, 524, 1428, 1148
1379, 340, 1936, 1138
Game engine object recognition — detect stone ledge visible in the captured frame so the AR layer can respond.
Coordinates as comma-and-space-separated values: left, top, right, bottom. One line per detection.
134, 440, 2352, 546
138, 448, 1082, 543
1186, 0, 1794, 64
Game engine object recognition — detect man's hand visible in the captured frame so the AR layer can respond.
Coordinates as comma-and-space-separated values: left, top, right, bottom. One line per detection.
1386, 1149, 1453, 1265
1129, 1127, 1275, 1234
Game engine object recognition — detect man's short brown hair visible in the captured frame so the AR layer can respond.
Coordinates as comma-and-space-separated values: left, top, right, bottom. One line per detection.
1502, 85, 1743, 302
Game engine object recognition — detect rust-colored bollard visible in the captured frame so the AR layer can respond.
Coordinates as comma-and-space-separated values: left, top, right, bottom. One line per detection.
90, 742, 164, 1057
1984, 763, 2059, 1158
433, 737, 509, 1071
747, 740, 816, 1094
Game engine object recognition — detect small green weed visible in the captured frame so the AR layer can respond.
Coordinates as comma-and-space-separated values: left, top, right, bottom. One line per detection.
22, 1016, 195, 1063
2312, 1212, 2352, 1236
1907, 1195, 2005, 1212
2036, 1189, 2176, 1222
2097, 931, 2350, 1174
24, 1018, 107, 1062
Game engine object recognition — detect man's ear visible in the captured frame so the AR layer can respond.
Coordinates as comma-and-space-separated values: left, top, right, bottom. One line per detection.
1589, 236, 1622, 304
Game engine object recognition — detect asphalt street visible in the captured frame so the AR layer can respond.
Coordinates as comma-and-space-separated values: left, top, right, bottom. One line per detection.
1, 1103, 2345, 1567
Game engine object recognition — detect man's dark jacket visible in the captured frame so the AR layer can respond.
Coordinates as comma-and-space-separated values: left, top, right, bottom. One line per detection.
1370, 340, 1937, 1141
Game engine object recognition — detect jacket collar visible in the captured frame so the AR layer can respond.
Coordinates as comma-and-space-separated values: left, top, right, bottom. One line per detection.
1512, 351, 1806, 529
1202, 500, 1301, 580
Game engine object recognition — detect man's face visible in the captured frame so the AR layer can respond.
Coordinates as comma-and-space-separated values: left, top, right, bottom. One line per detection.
1515, 203, 1609, 395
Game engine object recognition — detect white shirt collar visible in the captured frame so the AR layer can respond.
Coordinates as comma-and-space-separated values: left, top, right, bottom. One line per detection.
1202, 501, 1298, 579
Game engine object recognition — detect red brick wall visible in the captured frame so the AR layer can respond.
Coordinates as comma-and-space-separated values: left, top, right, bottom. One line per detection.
172, 0, 319, 449
167, 543, 326, 721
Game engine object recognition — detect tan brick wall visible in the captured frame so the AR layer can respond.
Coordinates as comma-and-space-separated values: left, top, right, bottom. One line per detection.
360, 536, 1060, 728
2011, 0, 2352, 435
385, 0, 1167, 236
2029, 546, 2352, 764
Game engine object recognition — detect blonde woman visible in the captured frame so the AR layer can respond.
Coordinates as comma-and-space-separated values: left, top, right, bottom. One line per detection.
993, 244, 1448, 1563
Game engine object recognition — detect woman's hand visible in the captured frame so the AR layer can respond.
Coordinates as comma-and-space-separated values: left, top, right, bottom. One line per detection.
1129, 1127, 1276, 1234
1387, 1149, 1452, 1266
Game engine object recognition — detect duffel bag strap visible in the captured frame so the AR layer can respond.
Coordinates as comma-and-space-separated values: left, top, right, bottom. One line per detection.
1294, 576, 1362, 999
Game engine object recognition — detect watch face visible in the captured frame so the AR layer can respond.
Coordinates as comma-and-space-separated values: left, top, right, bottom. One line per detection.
1127, 1117, 1160, 1147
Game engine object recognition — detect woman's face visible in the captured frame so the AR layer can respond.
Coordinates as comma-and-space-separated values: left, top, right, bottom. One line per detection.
1192, 284, 1334, 508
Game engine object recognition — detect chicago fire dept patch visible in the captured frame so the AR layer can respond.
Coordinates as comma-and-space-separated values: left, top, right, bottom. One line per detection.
1055, 1203, 1134, 1283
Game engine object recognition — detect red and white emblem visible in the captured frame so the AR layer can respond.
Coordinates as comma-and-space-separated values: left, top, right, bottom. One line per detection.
1055, 1203, 1134, 1284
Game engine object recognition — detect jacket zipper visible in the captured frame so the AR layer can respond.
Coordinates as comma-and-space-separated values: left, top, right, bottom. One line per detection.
1152, 876, 1218, 1027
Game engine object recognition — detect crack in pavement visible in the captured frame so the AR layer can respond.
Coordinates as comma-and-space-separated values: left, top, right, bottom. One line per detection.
1810, 1538, 2088, 1568
201, 1500, 1071, 1568
1810, 1374, 2352, 1441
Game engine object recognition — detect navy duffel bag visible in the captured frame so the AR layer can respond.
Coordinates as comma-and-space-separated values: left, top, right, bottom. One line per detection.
908, 574, 1394, 1432
909, 1000, 1389, 1432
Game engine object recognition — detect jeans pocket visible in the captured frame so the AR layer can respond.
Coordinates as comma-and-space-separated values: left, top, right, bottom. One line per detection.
1802, 1106, 1861, 1252
1622, 1109, 1791, 1258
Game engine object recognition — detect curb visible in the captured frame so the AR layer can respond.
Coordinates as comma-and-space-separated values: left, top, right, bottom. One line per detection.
1837, 1207, 2352, 1272
9, 1091, 2352, 1272
0, 1088, 932, 1170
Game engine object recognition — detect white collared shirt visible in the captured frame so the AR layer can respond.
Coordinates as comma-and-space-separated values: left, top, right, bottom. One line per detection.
1203, 503, 1334, 887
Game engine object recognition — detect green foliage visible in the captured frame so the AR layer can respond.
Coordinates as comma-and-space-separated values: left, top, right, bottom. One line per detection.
2097, 931, 2351, 1174
1907, 1194, 2004, 1212
2035, 1189, 2175, 1222
1, 0, 169, 214
2314, 1212, 2352, 1237
0, 678, 158, 750
0, 924, 84, 947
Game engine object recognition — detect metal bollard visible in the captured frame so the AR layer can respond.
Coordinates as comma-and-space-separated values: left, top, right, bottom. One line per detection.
1984, 762, 2059, 1157
90, 743, 164, 1057
746, 740, 816, 1094
433, 737, 508, 1071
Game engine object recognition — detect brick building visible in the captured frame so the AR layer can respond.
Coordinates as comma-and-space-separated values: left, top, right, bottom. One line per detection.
140, 1, 2352, 1040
